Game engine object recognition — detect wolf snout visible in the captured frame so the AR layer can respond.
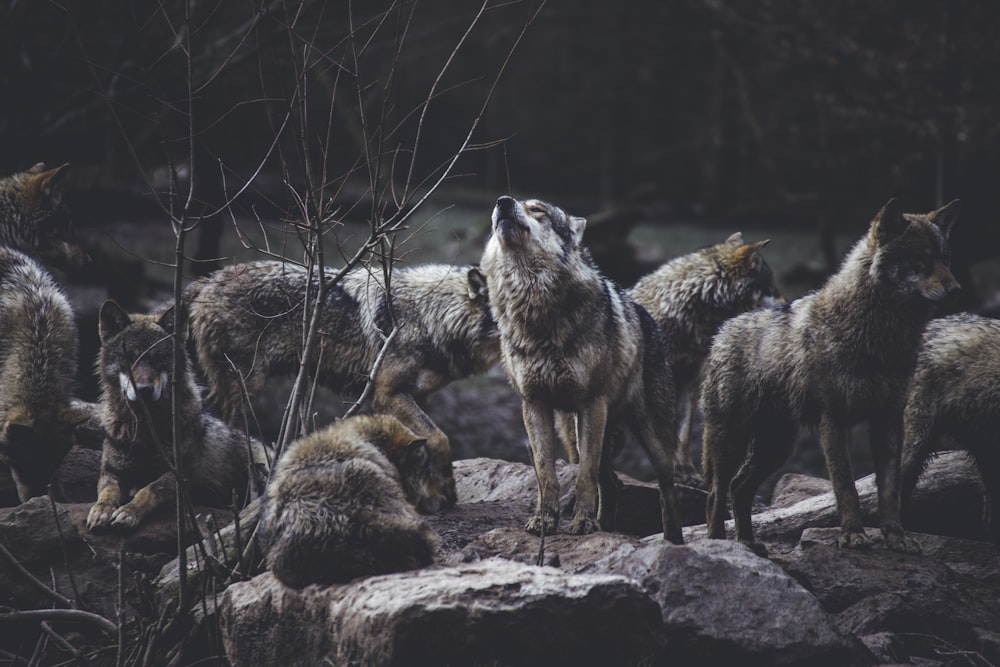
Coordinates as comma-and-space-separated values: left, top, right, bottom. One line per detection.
496, 195, 516, 213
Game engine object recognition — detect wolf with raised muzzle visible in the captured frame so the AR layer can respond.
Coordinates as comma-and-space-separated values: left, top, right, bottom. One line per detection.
480, 195, 683, 542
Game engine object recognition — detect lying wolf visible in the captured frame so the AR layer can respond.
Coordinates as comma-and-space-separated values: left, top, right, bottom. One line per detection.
701, 199, 959, 554
183, 261, 500, 511
629, 232, 780, 485
258, 413, 438, 588
480, 195, 682, 542
901, 312, 1000, 544
87, 300, 270, 531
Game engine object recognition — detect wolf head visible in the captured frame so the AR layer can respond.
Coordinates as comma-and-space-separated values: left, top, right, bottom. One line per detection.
867, 198, 960, 302
98, 300, 181, 405
488, 195, 587, 261
0, 163, 87, 269
717, 232, 783, 308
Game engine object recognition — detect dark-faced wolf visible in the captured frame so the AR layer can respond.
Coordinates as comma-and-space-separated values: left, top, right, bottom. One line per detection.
86, 300, 270, 532
901, 312, 1000, 545
0, 247, 88, 501
702, 199, 959, 554
630, 232, 780, 485
0, 162, 85, 269
480, 195, 683, 543
257, 413, 438, 588
184, 260, 499, 511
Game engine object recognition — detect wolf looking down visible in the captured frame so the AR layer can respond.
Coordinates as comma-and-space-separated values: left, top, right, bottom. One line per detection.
701, 198, 960, 555
480, 195, 682, 542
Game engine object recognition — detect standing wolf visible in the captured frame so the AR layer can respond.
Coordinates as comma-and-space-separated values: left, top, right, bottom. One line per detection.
702, 199, 960, 554
630, 232, 780, 484
184, 261, 499, 511
258, 413, 438, 588
900, 313, 1000, 544
87, 300, 269, 531
0, 247, 87, 501
480, 195, 682, 542
0, 162, 85, 269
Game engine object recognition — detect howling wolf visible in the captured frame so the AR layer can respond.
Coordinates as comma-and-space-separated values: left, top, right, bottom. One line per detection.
629, 232, 780, 485
183, 261, 499, 511
701, 199, 960, 554
480, 195, 682, 542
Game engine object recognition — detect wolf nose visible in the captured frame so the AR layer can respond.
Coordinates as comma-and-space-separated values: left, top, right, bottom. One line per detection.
496, 196, 515, 212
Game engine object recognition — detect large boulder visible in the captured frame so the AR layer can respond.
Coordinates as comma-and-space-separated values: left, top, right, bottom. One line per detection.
220, 559, 665, 666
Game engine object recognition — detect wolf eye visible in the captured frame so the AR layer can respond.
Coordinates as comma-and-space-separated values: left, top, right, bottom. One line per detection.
525, 204, 545, 215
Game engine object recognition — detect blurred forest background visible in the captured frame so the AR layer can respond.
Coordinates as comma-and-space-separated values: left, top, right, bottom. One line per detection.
2, 0, 999, 398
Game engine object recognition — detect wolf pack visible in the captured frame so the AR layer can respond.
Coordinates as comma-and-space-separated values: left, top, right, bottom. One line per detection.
0, 161, 993, 590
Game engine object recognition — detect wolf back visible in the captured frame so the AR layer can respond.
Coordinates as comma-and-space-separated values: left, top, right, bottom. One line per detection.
0, 247, 84, 501
257, 413, 438, 588
86, 300, 269, 531
901, 312, 1000, 544
480, 195, 682, 542
701, 198, 960, 554
184, 260, 499, 510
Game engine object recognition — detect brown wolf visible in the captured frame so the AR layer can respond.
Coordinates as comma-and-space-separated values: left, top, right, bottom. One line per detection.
184, 260, 499, 511
86, 300, 270, 531
900, 313, 1000, 544
480, 195, 683, 542
629, 232, 780, 485
701, 199, 960, 554
257, 413, 438, 588
0, 247, 88, 501
0, 162, 85, 269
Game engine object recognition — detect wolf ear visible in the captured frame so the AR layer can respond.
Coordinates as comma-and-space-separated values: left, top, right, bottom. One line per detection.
872, 198, 906, 245
730, 239, 770, 267
569, 216, 587, 248
928, 199, 960, 238
99, 300, 132, 341
467, 267, 489, 302
725, 232, 744, 247
28, 163, 69, 202
157, 305, 177, 334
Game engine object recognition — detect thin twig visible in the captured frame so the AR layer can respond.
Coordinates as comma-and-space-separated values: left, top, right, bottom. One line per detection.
0, 609, 117, 636
0, 540, 73, 608
46, 492, 82, 609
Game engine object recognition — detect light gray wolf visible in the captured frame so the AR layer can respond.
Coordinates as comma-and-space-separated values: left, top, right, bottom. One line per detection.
0, 247, 88, 501
901, 312, 1000, 544
480, 195, 683, 542
629, 232, 781, 485
257, 413, 438, 588
702, 198, 960, 554
183, 260, 500, 511
86, 300, 270, 531
0, 162, 86, 268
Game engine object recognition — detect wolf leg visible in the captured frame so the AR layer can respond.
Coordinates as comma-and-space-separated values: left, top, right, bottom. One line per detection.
110, 472, 175, 530
820, 412, 870, 550
702, 418, 745, 540
87, 476, 123, 531
674, 385, 702, 487
556, 410, 579, 463
522, 400, 560, 535
730, 419, 794, 555
899, 402, 940, 526
870, 414, 921, 554
635, 419, 684, 544
568, 397, 608, 534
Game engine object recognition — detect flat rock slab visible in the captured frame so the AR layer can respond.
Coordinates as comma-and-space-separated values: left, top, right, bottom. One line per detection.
220, 558, 665, 666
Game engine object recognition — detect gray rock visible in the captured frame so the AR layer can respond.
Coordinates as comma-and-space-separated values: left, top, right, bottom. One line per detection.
221, 559, 665, 666
592, 538, 860, 665
0, 496, 80, 562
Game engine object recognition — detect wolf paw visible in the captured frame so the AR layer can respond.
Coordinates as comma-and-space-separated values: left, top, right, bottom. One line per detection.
838, 530, 873, 550
567, 515, 600, 535
525, 513, 559, 536
86, 502, 118, 531
109, 504, 143, 530
884, 532, 922, 555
